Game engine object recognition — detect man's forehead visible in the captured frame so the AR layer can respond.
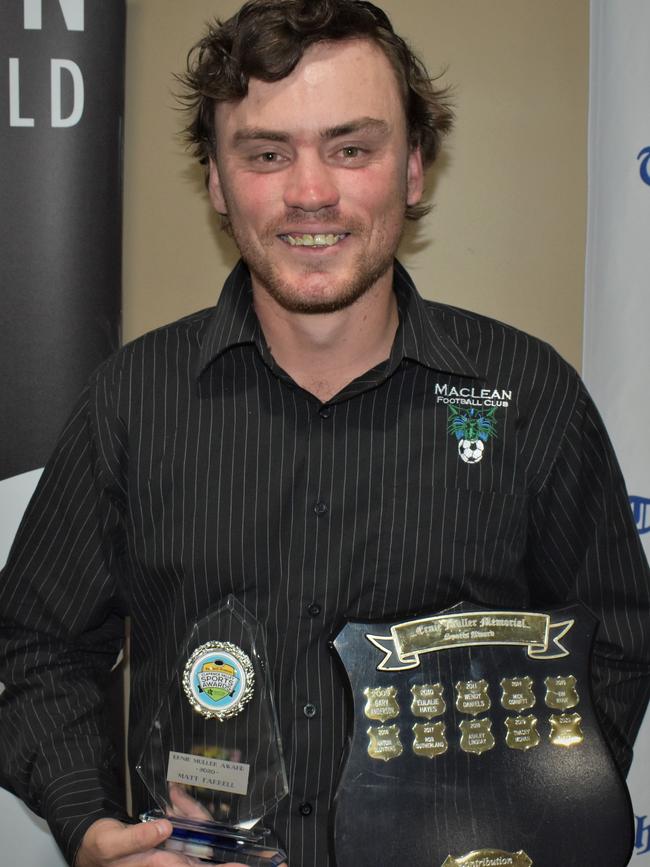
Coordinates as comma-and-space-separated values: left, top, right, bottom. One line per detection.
214, 38, 405, 137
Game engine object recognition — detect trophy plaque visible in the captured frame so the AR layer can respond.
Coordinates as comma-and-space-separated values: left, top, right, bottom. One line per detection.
332, 602, 634, 867
137, 596, 288, 865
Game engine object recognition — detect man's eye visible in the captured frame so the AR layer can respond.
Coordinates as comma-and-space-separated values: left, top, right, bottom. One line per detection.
341, 146, 361, 158
250, 151, 283, 165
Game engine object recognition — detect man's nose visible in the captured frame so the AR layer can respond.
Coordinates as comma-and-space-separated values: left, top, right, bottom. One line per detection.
283, 154, 340, 212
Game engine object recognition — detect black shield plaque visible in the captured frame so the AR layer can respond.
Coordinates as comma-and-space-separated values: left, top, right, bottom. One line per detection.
332, 602, 633, 867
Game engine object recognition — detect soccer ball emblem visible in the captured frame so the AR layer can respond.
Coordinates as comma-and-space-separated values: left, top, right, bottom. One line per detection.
458, 438, 484, 464
447, 405, 497, 466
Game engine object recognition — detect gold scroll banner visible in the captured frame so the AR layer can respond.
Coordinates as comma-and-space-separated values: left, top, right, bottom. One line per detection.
367, 612, 574, 672
442, 850, 532, 867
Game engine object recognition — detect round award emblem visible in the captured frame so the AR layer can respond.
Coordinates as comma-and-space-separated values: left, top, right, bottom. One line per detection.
182, 641, 255, 719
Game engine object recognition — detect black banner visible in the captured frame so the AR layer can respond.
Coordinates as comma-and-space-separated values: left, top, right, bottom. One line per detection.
0, 0, 125, 480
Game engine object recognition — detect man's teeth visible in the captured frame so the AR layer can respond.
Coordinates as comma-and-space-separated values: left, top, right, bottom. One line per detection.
281, 233, 346, 247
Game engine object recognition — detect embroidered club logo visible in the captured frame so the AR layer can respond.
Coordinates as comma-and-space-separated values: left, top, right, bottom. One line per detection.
448, 405, 497, 464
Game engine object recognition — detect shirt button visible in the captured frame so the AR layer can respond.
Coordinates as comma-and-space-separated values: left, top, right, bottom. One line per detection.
319, 406, 331, 419
303, 703, 317, 718
307, 602, 321, 617
313, 501, 328, 516
298, 802, 313, 817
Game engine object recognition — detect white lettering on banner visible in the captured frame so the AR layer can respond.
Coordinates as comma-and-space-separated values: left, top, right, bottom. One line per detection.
23, 0, 84, 32
8, 58, 35, 127
51, 60, 84, 127
8, 0, 86, 130
7, 59, 85, 128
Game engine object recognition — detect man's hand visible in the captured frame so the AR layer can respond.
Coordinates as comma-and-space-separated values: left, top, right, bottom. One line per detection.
75, 817, 249, 866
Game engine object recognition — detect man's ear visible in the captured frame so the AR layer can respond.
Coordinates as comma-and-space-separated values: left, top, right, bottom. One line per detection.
207, 157, 228, 215
406, 146, 425, 207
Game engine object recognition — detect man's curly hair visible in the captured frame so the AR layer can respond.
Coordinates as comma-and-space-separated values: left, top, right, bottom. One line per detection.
178, 0, 453, 220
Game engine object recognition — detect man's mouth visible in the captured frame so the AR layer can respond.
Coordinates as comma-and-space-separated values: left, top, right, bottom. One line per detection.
278, 232, 348, 248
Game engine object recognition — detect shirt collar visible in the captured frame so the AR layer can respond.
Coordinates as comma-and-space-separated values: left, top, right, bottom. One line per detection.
391, 260, 483, 380
196, 260, 262, 379
196, 259, 484, 381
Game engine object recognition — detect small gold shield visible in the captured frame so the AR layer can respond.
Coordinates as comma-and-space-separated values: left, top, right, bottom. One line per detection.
549, 712, 584, 747
500, 676, 536, 712
459, 717, 495, 755
363, 686, 400, 722
367, 724, 403, 761
544, 675, 579, 710
411, 683, 446, 718
455, 679, 491, 716
504, 714, 540, 751
412, 721, 448, 758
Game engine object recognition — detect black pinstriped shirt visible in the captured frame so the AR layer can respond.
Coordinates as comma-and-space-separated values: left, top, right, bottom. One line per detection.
1, 260, 649, 866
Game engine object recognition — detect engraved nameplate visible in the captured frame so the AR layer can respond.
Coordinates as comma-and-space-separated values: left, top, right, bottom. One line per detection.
364, 686, 400, 722
504, 715, 540, 751
459, 718, 495, 755
544, 675, 579, 710
412, 721, 448, 758
411, 683, 446, 718
549, 712, 584, 747
456, 680, 490, 716
166, 751, 250, 796
442, 849, 532, 867
367, 724, 403, 761
500, 676, 536, 712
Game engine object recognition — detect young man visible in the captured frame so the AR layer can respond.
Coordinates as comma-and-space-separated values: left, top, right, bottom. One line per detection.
1, 2, 648, 866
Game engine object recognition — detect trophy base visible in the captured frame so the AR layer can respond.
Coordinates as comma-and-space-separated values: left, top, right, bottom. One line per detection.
140, 811, 286, 865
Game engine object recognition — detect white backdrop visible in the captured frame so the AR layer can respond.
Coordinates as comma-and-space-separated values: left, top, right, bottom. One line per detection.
583, 1, 650, 862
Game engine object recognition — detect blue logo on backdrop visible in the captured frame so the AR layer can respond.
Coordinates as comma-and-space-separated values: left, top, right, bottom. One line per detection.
638, 147, 650, 186
630, 496, 650, 535
636, 813, 650, 856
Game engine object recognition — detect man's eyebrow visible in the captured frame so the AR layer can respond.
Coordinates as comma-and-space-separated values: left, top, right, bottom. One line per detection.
231, 118, 390, 146
232, 128, 291, 145
321, 117, 389, 140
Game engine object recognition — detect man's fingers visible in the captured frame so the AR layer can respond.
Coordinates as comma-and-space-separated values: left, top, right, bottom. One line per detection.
106, 819, 173, 859
80, 817, 173, 863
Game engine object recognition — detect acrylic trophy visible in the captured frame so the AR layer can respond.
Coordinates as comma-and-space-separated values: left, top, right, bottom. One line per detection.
137, 597, 288, 865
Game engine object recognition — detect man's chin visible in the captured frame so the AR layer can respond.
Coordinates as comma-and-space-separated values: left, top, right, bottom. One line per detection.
265, 276, 379, 315
265, 288, 365, 315
250, 260, 395, 315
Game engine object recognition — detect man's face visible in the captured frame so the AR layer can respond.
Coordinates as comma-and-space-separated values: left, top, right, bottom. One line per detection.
208, 38, 424, 315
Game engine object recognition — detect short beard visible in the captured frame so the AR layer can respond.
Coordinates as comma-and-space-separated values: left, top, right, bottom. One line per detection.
229, 211, 403, 315
255, 250, 396, 314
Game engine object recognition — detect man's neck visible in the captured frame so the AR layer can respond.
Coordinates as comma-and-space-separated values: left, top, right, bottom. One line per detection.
252, 277, 399, 403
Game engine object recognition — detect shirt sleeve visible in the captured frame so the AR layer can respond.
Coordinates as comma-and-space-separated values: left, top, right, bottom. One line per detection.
526, 379, 650, 774
0, 383, 130, 865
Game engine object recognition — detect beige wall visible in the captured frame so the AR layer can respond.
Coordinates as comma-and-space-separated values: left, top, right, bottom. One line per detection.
123, 0, 588, 369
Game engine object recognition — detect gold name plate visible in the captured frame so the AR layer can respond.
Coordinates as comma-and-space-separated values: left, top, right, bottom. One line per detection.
443, 850, 532, 867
